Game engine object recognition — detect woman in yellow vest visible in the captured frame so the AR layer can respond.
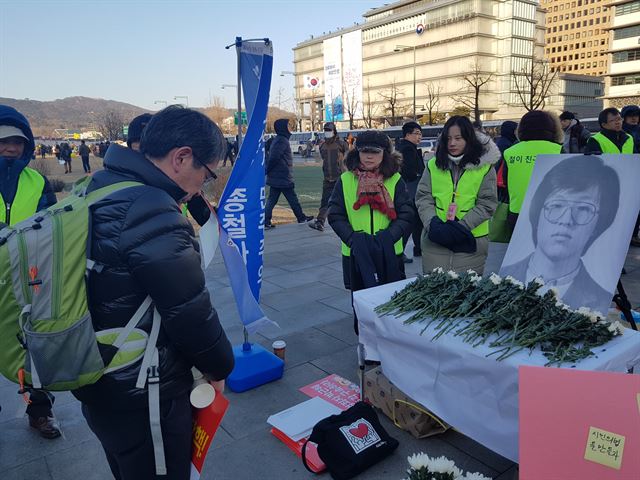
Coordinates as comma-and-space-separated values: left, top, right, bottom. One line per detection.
415, 116, 499, 274
328, 130, 413, 333
503, 110, 563, 231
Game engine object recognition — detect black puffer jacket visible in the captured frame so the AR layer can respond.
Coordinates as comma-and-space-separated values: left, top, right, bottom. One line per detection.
73, 144, 233, 410
266, 119, 294, 188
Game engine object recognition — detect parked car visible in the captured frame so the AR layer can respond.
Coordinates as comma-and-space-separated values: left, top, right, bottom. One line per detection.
419, 138, 438, 163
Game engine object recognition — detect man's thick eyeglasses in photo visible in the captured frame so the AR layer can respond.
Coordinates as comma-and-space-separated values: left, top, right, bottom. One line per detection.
543, 200, 598, 226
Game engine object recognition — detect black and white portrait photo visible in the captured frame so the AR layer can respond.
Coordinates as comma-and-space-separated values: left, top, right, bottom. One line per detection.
500, 154, 640, 314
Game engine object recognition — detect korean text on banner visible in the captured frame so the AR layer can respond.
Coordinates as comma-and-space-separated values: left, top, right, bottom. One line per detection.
217, 39, 277, 334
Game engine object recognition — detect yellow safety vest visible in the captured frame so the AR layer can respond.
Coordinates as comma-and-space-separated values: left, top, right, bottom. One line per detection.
592, 132, 634, 154
427, 158, 491, 237
504, 140, 562, 214
340, 171, 403, 256
0, 167, 45, 226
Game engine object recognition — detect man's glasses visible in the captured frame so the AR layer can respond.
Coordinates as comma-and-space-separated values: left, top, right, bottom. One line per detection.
193, 156, 218, 185
357, 146, 384, 154
543, 200, 598, 226
410, 130, 422, 136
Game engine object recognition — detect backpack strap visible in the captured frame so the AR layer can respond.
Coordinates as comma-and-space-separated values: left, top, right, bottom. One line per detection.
148, 346, 166, 475
135, 307, 166, 476
111, 296, 152, 350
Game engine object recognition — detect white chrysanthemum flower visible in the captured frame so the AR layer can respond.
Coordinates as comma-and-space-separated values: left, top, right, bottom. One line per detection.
470, 274, 482, 284
467, 269, 478, 275
531, 277, 545, 286
505, 276, 524, 289
428, 456, 461, 476
555, 301, 571, 311
448, 270, 459, 279
548, 287, 561, 299
461, 473, 493, 480
407, 453, 431, 470
433, 267, 444, 274
489, 273, 502, 285
576, 307, 600, 324
607, 321, 625, 335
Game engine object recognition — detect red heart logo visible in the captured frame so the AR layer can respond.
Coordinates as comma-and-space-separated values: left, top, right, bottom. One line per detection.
349, 423, 369, 439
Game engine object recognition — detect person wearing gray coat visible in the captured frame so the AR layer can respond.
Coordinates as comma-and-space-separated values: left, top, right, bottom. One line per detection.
416, 116, 499, 274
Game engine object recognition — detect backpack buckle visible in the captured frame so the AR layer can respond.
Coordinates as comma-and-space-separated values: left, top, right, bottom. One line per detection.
147, 365, 160, 384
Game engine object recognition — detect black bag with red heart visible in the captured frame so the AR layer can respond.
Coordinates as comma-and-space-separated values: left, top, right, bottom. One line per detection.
301, 401, 399, 479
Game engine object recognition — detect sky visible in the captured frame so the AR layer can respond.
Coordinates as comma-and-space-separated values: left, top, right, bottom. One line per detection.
0, 0, 380, 112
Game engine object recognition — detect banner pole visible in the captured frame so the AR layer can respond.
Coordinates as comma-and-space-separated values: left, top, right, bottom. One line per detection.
235, 36, 243, 149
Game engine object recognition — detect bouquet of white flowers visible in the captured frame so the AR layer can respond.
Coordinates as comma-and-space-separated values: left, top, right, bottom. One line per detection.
403, 453, 492, 480
376, 269, 624, 365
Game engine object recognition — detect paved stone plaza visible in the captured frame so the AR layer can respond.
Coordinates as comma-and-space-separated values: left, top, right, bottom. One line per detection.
2, 222, 639, 480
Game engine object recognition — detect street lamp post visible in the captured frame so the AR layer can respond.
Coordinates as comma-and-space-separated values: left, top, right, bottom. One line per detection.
221, 84, 242, 137
395, 45, 417, 120
173, 95, 189, 107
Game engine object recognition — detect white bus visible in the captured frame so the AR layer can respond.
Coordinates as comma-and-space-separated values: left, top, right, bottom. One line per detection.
289, 131, 320, 156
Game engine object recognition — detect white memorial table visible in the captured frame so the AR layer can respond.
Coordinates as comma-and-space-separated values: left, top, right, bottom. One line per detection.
353, 278, 640, 462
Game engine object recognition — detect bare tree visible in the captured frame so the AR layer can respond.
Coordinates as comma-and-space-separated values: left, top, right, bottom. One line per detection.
343, 86, 361, 130
512, 55, 558, 111
99, 110, 125, 141
423, 82, 442, 125
378, 80, 404, 126
362, 81, 379, 129
203, 96, 229, 127
453, 60, 494, 122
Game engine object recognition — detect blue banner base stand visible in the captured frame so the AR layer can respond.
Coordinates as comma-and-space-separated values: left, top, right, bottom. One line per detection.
227, 342, 284, 393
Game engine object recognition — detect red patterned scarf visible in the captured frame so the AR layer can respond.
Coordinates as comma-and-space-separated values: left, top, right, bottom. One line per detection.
352, 167, 397, 220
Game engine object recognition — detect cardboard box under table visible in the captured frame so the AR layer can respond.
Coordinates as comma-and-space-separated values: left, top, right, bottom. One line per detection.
364, 366, 449, 438
353, 278, 640, 463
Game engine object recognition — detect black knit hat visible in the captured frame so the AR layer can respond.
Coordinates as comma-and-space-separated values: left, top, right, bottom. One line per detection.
517, 110, 559, 142
127, 113, 153, 147
355, 130, 392, 152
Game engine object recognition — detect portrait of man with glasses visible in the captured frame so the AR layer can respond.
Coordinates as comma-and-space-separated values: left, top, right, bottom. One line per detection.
501, 155, 624, 312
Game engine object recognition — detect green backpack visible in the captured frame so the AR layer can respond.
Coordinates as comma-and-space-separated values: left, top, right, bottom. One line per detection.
0, 177, 157, 390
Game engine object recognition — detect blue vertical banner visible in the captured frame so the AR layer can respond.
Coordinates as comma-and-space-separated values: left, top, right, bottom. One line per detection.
217, 39, 277, 334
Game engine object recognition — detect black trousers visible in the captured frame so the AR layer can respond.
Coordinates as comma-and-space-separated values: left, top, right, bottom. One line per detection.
264, 186, 306, 224
26, 390, 54, 418
316, 180, 337, 224
81, 156, 91, 173
82, 394, 192, 480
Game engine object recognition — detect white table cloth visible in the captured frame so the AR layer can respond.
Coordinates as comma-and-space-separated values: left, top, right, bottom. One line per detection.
353, 278, 640, 462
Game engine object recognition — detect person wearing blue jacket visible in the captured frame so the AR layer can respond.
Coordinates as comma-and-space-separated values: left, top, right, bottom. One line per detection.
0, 104, 59, 438
264, 118, 313, 229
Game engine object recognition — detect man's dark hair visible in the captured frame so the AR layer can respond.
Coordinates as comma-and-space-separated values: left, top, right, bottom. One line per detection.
529, 155, 620, 253
402, 121, 421, 137
81, 140, 85, 144
434, 115, 483, 170
140, 105, 225, 165
598, 107, 620, 128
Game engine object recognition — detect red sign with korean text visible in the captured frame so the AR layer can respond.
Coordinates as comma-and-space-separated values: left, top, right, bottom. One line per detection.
299, 374, 361, 411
